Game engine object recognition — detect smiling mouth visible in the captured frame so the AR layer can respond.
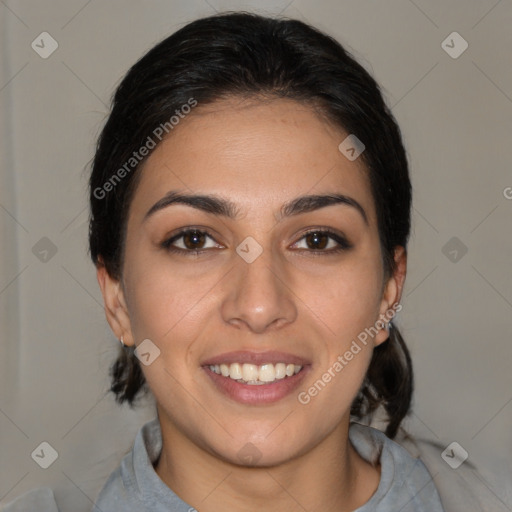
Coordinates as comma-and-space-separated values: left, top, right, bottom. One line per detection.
207, 362, 303, 385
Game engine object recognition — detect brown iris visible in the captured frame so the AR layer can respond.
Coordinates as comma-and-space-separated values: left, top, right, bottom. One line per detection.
304, 232, 328, 250
182, 230, 207, 250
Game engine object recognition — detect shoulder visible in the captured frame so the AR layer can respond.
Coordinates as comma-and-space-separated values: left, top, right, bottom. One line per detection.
93, 418, 157, 511
93, 462, 136, 510
92, 418, 193, 512
92, 440, 143, 511
394, 428, 511, 512
349, 422, 445, 511
350, 422, 510, 512
0, 487, 59, 512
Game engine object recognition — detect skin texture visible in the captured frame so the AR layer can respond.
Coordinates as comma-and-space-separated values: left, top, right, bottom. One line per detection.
97, 97, 407, 512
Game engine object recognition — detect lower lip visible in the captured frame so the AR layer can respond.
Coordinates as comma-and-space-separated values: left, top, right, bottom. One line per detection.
203, 366, 310, 404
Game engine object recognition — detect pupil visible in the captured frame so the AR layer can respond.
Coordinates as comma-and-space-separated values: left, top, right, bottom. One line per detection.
307, 232, 327, 249
184, 230, 205, 249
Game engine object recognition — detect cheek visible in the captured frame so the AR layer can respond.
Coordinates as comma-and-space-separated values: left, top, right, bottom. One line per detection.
302, 260, 383, 337
123, 252, 221, 352
123, 266, 209, 397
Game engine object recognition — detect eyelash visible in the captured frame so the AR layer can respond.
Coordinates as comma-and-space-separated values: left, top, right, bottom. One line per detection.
160, 228, 352, 256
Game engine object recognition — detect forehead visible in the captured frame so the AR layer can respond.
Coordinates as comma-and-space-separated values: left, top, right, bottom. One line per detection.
129, 97, 376, 224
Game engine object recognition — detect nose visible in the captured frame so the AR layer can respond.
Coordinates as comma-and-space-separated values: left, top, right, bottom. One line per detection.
220, 247, 298, 334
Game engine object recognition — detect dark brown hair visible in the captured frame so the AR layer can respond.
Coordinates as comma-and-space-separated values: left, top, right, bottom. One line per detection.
89, 12, 413, 439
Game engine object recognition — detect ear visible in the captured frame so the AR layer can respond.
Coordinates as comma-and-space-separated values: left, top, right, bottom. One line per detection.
374, 246, 407, 346
96, 262, 135, 347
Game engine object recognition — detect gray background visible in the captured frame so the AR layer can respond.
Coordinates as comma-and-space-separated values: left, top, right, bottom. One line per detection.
1, 0, 511, 510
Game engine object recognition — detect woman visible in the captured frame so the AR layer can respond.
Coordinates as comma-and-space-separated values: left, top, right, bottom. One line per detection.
89, 12, 445, 511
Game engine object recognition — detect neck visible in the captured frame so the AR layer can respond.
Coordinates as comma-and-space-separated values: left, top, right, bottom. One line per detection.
154, 410, 380, 512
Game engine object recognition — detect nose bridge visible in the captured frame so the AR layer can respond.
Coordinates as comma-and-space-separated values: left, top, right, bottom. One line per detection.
221, 241, 297, 333
242, 244, 281, 296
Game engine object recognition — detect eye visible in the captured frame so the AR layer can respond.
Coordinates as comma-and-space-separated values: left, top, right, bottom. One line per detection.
291, 229, 352, 253
161, 227, 352, 256
161, 228, 222, 254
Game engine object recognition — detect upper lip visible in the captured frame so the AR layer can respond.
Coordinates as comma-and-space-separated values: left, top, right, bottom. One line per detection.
201, 350, 310, 367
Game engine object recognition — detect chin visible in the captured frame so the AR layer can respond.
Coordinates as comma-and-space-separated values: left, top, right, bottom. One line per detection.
206, 430, 312, 469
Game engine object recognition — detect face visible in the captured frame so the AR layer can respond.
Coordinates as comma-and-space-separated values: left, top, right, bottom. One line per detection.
98, 97, 406, 467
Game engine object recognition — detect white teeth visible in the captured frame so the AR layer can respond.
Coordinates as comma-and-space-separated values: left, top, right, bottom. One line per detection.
229, 363, 242, 380
258, 364, 275, 382
242, 364, 259, 382
274, 363, 286, 379
208, 362, 303, 384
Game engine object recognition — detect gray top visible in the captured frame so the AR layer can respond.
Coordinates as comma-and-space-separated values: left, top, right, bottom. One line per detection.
91, 418, 445, 511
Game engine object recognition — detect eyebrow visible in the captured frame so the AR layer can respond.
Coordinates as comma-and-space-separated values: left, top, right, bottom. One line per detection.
144, 190, 368, 225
